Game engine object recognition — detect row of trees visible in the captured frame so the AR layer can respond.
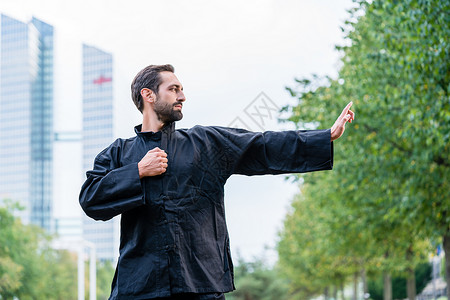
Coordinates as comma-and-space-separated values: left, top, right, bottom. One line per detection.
0, 201, 115, 299
277, 0, 448, 299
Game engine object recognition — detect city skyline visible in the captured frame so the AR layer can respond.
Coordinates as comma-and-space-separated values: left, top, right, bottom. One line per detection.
0, 15, 120, 261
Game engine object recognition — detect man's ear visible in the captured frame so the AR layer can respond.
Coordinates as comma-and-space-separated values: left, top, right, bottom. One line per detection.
141, 88, 155, 104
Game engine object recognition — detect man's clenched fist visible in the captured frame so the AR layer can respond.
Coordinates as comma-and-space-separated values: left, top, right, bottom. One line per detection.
138, 147, 168, 178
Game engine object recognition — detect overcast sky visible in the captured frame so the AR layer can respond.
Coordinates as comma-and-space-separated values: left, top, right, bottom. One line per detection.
1, 0, 354, 263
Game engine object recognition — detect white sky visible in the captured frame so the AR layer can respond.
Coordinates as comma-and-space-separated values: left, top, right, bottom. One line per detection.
1, 0, 354, 263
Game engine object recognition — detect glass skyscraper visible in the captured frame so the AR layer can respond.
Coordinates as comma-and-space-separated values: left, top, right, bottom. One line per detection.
82, 44, 119, 261
0, 14, 54, 231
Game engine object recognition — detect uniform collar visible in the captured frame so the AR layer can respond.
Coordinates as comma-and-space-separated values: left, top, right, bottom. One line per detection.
134, 122, 175, 139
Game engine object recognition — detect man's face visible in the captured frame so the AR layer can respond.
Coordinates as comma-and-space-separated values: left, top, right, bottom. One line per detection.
153, 71, 185, 123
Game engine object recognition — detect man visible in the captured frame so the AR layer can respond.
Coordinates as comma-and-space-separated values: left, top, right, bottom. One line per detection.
79, 64, 354, 300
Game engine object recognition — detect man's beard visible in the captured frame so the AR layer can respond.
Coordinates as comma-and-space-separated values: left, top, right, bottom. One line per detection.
154, 94, 183, 124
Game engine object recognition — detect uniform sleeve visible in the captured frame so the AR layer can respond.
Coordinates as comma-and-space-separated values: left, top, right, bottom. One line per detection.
219, 127, 333, 176
79, 143, 144, 221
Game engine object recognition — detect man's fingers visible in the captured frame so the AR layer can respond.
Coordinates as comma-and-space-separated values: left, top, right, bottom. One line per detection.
348, 109, 355, 123
148, 147, 167, 156
339, 102, 353, 120
343, 111, 354, 123
159, 161, 168, 174
331, 102, 354, 141
158, 157, 168, 172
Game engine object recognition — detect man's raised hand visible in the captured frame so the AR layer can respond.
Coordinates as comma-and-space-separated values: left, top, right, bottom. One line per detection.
138, 147, 168, 178
330, 102, 355, 141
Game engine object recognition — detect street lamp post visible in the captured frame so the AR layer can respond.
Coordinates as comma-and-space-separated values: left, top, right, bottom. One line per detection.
78, 240, 96, 300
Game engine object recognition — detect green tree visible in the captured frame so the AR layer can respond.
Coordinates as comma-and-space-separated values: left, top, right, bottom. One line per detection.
93, 260, 116, 300
227, 256, 289, 300
277, 170, 429, 300
0, 201, 77, 299
278, 177, 360, 299
278, 0, 448, 298
0, 202, 24, 296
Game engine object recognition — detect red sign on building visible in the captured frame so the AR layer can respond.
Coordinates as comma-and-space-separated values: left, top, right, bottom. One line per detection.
93, 75, 112, 85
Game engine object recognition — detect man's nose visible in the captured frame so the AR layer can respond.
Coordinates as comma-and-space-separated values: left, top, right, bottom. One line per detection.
177, 91, 186, 102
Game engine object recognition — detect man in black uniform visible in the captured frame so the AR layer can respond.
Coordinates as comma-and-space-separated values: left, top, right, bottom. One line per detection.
79, 64, 354, 300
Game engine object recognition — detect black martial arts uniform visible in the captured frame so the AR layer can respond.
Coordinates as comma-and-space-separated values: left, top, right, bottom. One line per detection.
79, 123, 333, 299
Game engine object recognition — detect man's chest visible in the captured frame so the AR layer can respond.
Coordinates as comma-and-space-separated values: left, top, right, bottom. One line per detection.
119, 137, 228, 196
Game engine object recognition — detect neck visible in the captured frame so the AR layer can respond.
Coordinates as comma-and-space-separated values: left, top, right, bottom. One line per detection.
141, 110, 165, 132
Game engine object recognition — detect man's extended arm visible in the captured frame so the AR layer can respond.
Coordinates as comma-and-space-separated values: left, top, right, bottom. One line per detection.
223, 128, 333, 176
219, 102, 354, 176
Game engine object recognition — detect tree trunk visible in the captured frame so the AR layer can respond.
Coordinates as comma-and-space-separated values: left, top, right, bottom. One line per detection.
353, 272, 359, 300
383, 272, 392, 300
443, 230, 450, 300
406, 267, 416, 300
324, 287, 329, 300
341, 280, 345, 300
333, 285, 338, 300
361, 268, 368, 295
406, 245, 416, 300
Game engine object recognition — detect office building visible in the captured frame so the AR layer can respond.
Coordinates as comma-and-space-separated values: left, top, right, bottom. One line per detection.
82, 44, 119, 261
0, 14, 54, 231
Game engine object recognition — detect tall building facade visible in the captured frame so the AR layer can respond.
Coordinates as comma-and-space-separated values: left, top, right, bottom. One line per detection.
0, 14, 54, 231
82, 44, 119, 261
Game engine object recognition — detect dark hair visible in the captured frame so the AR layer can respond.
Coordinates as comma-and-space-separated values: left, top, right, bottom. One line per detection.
131, 64, 175, 113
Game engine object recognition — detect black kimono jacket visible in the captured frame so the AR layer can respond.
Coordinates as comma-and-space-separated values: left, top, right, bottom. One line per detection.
79, 123, 333, 299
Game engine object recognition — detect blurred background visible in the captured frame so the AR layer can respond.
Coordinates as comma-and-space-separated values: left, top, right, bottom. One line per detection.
0, 0, 448, 299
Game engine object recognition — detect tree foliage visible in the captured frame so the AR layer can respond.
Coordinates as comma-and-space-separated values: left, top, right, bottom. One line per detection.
227, 256, 289, 300
278, 0, 448, 298
0, 201, 77, 299
95, 260, 116, 300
